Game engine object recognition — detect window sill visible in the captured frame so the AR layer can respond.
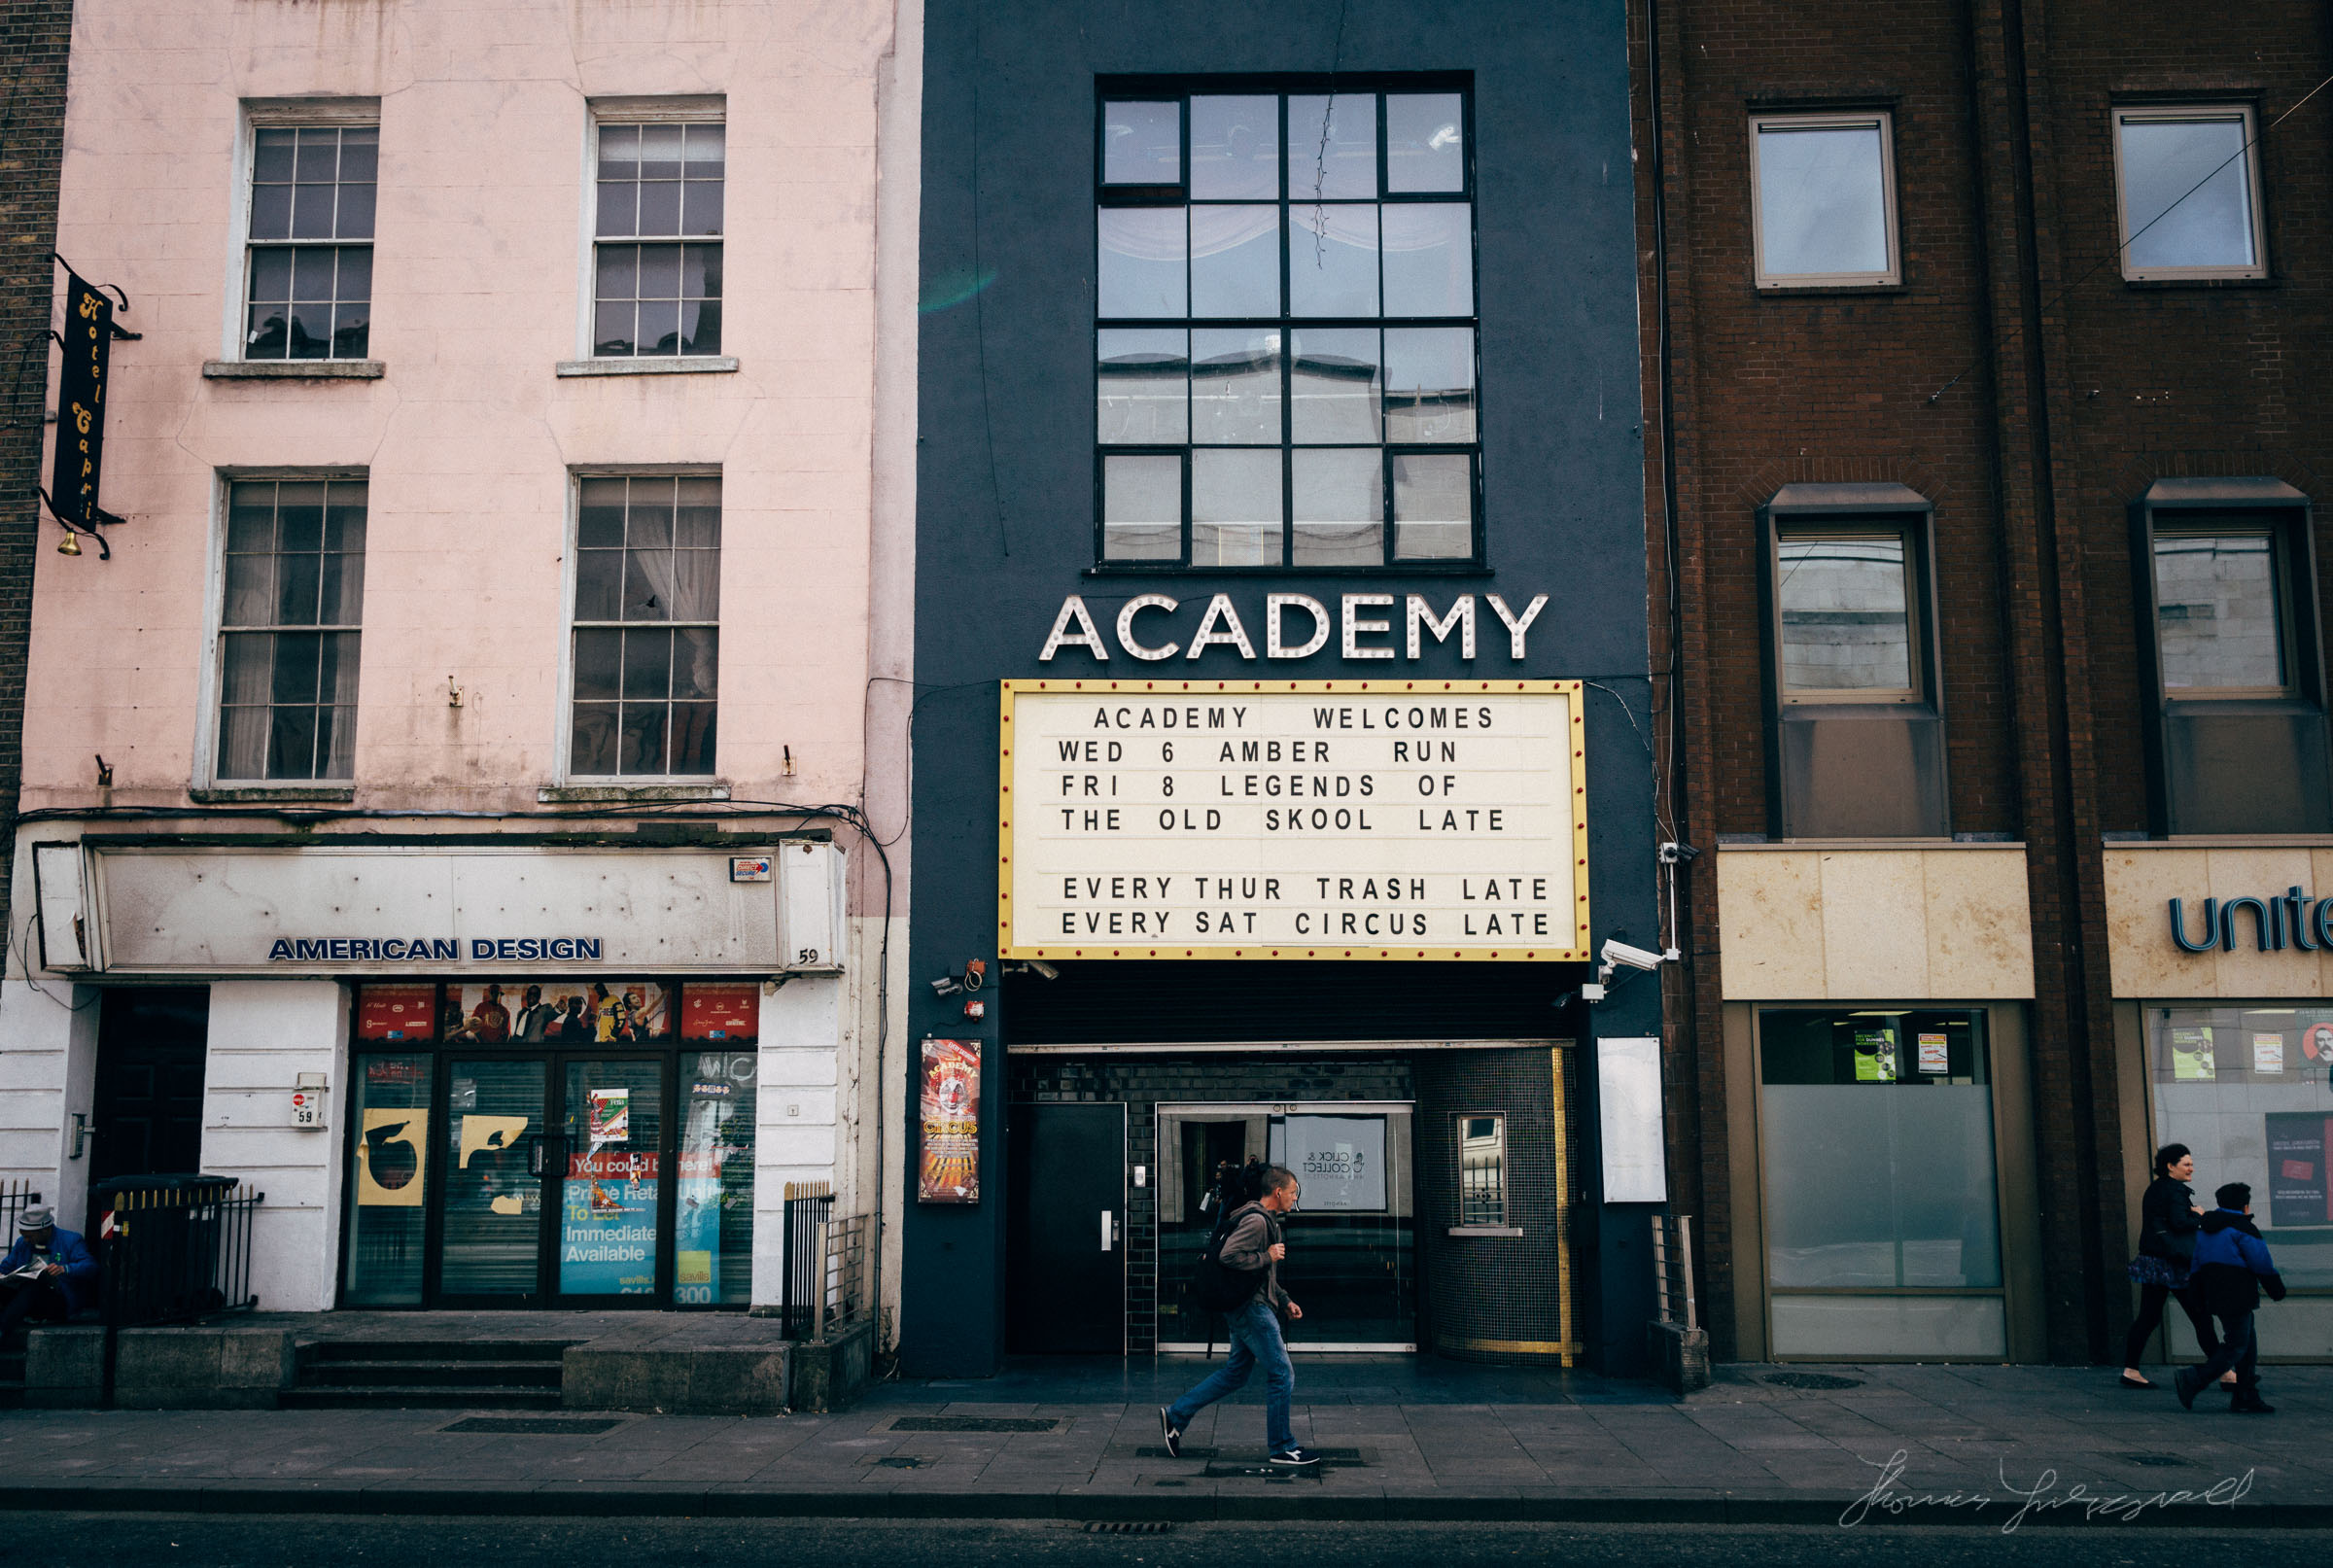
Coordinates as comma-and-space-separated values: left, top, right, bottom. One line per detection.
190, 784, 356, 803
1754, 282, 1907, 296
555, 357, 739, 377
203, 361, 384, 380
1446, 1225, 1523, 1237
2123, 275, 2278, 290
1084, 564, 1493, 578
539, 783, 731, 803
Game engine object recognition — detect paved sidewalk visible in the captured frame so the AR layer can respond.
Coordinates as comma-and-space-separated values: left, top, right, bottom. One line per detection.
0, 1358, 2326, 1526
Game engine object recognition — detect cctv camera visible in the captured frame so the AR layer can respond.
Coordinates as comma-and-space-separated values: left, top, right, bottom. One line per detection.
1600, 938, 1669, 972
1027, 959, 1060, 981
928, 975, 964, 998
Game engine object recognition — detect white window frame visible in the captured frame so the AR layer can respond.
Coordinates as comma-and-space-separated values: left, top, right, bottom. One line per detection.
1748, 110, 1900, 289
2112, 103, 2268, 282
578, 96, 728, 363
556, 466, 726, 785
196, 467, 370, 789
226, 99, 382, 365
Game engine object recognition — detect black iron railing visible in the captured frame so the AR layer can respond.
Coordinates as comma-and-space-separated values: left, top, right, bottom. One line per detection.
0, 1181, 43, 1239
99, 1181, 264, 1330
779, 1183, 870, 1341
780, 1182, 835, 1340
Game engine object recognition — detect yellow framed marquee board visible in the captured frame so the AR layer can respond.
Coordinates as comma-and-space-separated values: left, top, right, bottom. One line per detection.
998, 679, 1591, 961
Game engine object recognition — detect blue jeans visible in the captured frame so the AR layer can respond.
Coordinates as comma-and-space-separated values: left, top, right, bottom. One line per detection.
2193, 1309, 2258, 1391
1167, 1298, 1295, 1454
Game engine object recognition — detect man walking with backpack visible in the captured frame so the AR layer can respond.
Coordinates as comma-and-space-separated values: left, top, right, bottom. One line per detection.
1160, 1164, 1320, 1468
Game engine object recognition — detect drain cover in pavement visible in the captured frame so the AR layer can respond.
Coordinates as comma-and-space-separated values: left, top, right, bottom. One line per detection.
883, 1415, 1063, 1434
1085, 1522, 1173, 1535
1763, 1372, 1863, 1390
438, 1417, 623, 1435
872, 1455, 925, 1469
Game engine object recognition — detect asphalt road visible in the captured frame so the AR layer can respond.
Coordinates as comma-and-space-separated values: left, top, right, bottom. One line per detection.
32, 1515, 2333, 1568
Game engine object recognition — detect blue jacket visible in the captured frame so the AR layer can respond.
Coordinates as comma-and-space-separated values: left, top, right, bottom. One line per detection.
2192, 1208, 2284, 1318
1, 1228, 98, 1315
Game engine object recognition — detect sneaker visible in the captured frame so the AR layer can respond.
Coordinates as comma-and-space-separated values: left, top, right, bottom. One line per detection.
1159, 1407, 1182, 1458
1269, 1446, 1321, 1469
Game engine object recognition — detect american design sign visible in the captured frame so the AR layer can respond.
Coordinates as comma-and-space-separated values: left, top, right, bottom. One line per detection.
999, 679, 1590, 961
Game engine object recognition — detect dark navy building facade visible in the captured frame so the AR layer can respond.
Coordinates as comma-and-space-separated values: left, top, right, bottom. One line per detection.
905, 0, 1660, 1376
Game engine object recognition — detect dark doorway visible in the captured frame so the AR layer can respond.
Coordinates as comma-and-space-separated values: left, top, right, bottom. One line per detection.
89, 988, 212, 1212
1005, 1101, 1127, 1353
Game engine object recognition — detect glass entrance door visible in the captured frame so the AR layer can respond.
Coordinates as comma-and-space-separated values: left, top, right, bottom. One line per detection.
1154, 1102, 1415, 1350
439, 1058, 548, 1300
554, 1058, 665, 1300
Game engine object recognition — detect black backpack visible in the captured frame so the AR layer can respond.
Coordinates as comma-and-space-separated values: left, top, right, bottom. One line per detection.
1192, 1200, 1271, 1312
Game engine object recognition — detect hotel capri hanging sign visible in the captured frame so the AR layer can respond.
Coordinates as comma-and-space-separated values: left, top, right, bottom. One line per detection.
998, 678, 1591, 962
42, 261, 138, 559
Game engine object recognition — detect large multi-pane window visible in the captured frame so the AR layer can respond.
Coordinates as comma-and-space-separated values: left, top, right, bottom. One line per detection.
1096, 87, 1479, 568
569, 475, 720, 778
243, 124, 376, 361
217, 478, 366, 781
2114, 105, 2267, 282
593, 121, 725, 357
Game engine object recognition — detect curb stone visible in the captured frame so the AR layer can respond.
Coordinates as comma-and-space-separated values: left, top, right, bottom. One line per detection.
0, 1482, 2326, 1528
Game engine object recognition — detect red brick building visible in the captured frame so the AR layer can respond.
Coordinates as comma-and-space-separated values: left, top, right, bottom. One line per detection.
1635, 0, 2333, 1364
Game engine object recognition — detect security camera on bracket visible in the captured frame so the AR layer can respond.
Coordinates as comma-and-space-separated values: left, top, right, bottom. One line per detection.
1586, 936, 1680, 999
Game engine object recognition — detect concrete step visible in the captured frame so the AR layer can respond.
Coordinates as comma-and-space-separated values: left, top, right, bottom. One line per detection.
278, 1384, 565, 1411
306, 1358, 563, 1389
304, 1340, 573, 1364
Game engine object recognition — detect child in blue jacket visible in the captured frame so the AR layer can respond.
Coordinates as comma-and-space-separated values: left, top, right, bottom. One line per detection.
2175, 1182, 2285, 1414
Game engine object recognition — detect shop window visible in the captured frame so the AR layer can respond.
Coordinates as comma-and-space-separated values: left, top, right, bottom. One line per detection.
216, 477, 366, 782
2113, 105, 2266, 282
1758, 1008, 2004, 1357
2147, 1006, 2333, 1313
241, 120, 375, 361
346, 1045, 434, 1307
568, 473, 720, 778
1756, 485, 1945, 836
342, 980, 759, 1309
591, 115, 724, 357
1749, 112, 1899, 288
679, 1047, 759, 1306
1096, 85, 1480, 568
2132, 483, 2329, 834
1455, 1113, 1507, 1227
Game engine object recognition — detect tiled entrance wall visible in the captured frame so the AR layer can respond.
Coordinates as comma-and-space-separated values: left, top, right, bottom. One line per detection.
1007, 1053, 1411, 1354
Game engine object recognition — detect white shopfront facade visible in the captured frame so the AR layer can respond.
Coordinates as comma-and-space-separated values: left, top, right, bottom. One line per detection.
0, 833, 853, 1314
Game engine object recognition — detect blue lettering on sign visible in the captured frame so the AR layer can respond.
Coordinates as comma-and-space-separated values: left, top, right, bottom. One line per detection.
2168, 888, 2331, 954
264, 935, 605, 963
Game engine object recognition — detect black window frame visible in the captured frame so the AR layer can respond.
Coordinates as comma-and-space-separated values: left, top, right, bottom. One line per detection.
2129, 480, 2331, 835
1093, 74, 1483, 575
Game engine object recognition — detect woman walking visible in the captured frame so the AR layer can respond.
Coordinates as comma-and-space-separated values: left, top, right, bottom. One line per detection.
2120, 1143, 2225, 1390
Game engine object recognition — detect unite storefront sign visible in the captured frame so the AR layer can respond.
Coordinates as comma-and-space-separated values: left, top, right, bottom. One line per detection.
998, 679, 1591, 961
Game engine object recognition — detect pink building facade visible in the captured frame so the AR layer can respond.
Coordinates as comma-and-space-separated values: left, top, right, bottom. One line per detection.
6, 0, 920, 1327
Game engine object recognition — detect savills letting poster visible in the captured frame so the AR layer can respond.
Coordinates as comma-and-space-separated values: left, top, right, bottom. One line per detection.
920, 1038, 981, 1203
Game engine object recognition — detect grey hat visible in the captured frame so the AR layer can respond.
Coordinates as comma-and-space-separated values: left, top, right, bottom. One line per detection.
17, 1205, 54, 1232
